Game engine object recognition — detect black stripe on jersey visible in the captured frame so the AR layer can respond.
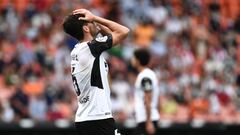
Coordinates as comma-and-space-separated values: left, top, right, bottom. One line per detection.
87, 35, 112, 57
87, 35, 113, 89
90, 56, 103, 89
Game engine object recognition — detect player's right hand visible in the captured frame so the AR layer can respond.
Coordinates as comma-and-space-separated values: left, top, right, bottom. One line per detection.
146, 121, 155, 135
73, 9, 95, 22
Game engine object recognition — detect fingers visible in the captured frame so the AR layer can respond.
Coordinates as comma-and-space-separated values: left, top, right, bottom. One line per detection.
73, 11, 85, 15
72, 9, 94, 22
78, 17, 88, 21
73, 9, 85, 14
72, 9, 87, 20
73, 11, 85, 17
73, 9, 90, 15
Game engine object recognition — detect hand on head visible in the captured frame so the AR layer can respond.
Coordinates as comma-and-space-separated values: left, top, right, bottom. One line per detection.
73, 9, 95, 22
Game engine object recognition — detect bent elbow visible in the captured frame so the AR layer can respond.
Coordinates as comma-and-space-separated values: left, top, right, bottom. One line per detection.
112, 27, 130, 45
123, 27, 130, 36
121, 27, 130, 39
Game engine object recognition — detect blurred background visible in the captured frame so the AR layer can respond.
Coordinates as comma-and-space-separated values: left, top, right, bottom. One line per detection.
1, 0, 240, 134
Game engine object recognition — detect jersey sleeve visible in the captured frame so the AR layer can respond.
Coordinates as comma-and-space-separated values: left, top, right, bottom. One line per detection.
141, 77, 153, 92
87, 34, 113, 57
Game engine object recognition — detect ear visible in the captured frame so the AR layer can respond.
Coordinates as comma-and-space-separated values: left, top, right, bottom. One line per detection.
83, 25, 89, 33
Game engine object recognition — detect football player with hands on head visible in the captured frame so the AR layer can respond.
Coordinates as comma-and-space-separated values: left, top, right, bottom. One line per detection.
63, 9, 129, 135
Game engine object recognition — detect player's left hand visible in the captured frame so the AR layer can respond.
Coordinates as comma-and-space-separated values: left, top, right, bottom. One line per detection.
73, 9, 95, 22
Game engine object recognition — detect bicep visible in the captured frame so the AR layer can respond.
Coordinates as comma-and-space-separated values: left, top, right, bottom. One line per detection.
97, 23, 112, 35
141, 77, 153, 92
142, 77, 153, 105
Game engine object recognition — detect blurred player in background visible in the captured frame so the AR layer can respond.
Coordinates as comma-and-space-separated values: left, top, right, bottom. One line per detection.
62, 9, 129, 135
131, 49, 160, 135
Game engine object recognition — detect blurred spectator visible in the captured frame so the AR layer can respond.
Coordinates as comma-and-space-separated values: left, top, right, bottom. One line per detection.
133, 18, 155, 47
147, 0, 168, 26
10, 88, 29, 121
28, 94, 47, 121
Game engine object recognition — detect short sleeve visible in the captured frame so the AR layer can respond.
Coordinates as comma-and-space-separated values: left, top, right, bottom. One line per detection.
141, 77, 153, 92
87, 34, 113, 57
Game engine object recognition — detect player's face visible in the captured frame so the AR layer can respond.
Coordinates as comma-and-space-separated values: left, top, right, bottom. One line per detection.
87, 22, 99, 37
131, 56, 138, 68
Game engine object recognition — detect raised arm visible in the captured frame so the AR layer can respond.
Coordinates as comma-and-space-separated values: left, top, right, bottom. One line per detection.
73, 9, 129, 46
95, 23, 112, 36
93, 16, 129, 46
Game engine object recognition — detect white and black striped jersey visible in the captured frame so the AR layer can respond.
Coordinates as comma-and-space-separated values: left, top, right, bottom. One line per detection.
134, 68, 160, 123
71, 35, 113, 122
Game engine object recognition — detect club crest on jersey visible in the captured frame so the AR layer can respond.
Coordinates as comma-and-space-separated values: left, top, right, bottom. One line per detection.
95, 36, 108, 42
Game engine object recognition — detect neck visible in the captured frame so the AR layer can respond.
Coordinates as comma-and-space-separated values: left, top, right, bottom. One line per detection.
137, 66, 146, 72
81, 34, 93, 42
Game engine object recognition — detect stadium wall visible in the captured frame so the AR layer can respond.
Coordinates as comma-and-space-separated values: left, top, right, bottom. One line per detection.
0, 121, 239, 135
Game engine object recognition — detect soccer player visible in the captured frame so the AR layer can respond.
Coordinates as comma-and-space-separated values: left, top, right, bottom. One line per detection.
62, 9, 129, 135
131, 49, 160, 135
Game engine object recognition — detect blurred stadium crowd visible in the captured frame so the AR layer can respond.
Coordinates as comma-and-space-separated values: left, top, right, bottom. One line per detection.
1, 0, 240, 126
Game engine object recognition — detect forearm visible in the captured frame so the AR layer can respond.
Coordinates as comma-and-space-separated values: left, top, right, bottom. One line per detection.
93, 16, 129, 45
145, 94, 152, 123
93, 16, 128, 34
146, 103, 151, 122
72, 9, 129, 45
96, 23, 112, 35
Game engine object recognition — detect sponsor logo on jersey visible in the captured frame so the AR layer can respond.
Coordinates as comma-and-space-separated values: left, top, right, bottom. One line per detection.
71, 54, 78, 61
80, 96, 89, 104
104, 61, 108, 68
104, 61, 108, 72
105, 112, 111, 115
95, 36, 108, 42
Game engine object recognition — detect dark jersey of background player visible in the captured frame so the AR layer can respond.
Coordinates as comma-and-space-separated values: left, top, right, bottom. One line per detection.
63, 9, 129, 135
131, 49, 160, 135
